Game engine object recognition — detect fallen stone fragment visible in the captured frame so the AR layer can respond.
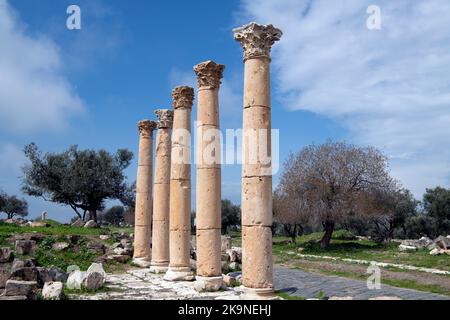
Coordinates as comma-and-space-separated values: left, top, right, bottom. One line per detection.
0, 247, 13, 263
42, 281, 64, 300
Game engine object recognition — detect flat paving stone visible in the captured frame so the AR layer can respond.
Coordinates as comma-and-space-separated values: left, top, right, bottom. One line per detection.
274, 266, 450, 300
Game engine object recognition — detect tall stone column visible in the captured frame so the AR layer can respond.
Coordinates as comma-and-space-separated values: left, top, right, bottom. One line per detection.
164, 86, 195, 281
150, 109, 174, 274
133, 120, 157, 268
193, 61, 225, 292
233, 22, 282, 297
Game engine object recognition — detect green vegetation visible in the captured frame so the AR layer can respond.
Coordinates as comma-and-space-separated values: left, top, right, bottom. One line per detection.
272, 230, 450, 271
275, 291, 306, 300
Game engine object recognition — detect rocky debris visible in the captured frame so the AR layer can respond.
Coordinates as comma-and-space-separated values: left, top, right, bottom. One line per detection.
9, 267, 39, 282
226, 247, 242, 263
0, 247, 13, 263
429, 248, 450, 256
11, 233, 45, 242
2, 280, 38, 300
42, 281, 64, 300
11, 258, 35, 272
71, 219, 85, 227
82, 263, 106, 291
400, 237, 434, 250
66, 234, 80, 244
221, 261, 229, 273
99, 235, 110, 240
221, 236, 232, 252
36, 267, 68, 284
223, 272, 241, 287
87, 242, 106, 254
84, 220, 98, 228
113, 247, 131, 256
0, 269, 9, 288
26, 221, 49, 228
221, 252, 230, 263
66, 270, 85, 290
434, 236, 450, 250
190, 259, 197, 271
15, 240, 36, 255
228, 262, 240, 271
0, 295, 27, 300
399, 244, 417, 252
52, 242, 70, 251
106, 238, 133, 263
107, 255, 129, 263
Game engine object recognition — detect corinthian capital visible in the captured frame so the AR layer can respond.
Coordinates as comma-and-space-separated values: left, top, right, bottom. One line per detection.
233, 22, 282, 61
193, 60, 225, 89
172, 86, 195, 109
155, 109, 174, 129
138, 120, 157, 138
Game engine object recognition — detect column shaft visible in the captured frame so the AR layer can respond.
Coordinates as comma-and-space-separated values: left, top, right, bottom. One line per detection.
150, 110, 173, 273
133, 120, 157, 268
194, 61, 225, 292
234, 22, 282, 297
164, 86, 195, 281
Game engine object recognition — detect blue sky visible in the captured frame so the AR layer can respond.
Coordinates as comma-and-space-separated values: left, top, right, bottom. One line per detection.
1, 0, 449, 222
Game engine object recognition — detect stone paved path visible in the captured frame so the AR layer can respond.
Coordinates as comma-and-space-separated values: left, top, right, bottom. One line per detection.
70, 267, 450, 300
274, 266, 450, 300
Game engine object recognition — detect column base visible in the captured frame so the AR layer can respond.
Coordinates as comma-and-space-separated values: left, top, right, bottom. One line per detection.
194, 276, 223, 292
241, 287, 279, 300
132, 257, 152, 268
163, 267, 194, 281
149, 262, 169, 274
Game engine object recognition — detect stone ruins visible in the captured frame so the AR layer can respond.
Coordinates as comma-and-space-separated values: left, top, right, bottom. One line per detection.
132, 22, 282, 299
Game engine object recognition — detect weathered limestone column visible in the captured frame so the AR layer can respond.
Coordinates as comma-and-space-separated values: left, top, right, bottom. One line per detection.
150, 109, 174, 274
164, 86, 195, 281
133, 120, 157, 268
233, 22, 282, 297
193, 61, 225, 292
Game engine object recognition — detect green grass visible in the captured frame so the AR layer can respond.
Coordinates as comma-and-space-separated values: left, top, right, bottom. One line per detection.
272, 231, 450, 272
275, 291, 306, 300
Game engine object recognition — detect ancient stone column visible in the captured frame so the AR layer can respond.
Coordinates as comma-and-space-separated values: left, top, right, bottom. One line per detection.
193, 61, 225, 292
233, 22, 282, 297
164, 86, 195, 281
133, 120, 157, 268
150, 109, 174, 274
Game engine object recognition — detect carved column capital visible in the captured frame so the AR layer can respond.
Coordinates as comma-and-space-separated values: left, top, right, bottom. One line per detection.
138, 120, 157, 138
233, 22, 282, 61
172, 86, 195, 109
193, 60, 225, 90
155, 109, 174, 129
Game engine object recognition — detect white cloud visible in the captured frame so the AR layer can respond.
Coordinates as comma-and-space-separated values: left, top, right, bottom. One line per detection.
0, 0, 84, 134
239, 0, 450, 197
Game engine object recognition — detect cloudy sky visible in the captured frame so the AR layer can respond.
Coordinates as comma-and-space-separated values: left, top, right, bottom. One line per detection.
0, 0, 449, 221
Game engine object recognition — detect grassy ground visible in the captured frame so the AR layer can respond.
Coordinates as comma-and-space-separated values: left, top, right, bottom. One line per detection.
271, 230, 450, 271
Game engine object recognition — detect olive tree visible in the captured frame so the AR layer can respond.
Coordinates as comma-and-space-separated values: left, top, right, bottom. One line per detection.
0, 194, 28, 219
277, 141, 398, 248
22, 143, 134, 223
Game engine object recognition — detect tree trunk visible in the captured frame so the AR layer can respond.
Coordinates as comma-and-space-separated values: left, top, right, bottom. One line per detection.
320, 220, 335, 249
291, 224, 297, 244
90, 210, 98, 223
7, 213, 13, 219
